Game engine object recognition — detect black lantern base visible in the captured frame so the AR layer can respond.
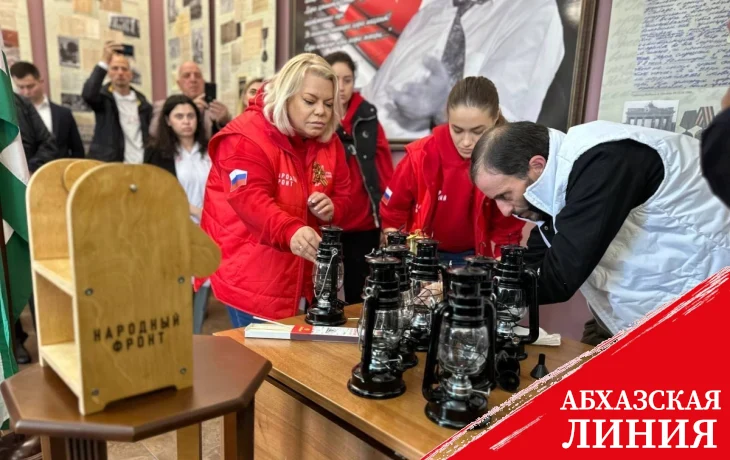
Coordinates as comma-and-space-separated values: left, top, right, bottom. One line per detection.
348, 363, 406, 399
425, 394, 488, 430
398, 349, 419, 369
470, 375, 497, 392
411, 330, 431, 352
496, 340, 528, 361
305, 299, 347, 326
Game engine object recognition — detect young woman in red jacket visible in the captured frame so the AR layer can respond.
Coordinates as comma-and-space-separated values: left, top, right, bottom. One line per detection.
198, 54, 352, 327
380, 77, 524, 266
324, 51, 395, 305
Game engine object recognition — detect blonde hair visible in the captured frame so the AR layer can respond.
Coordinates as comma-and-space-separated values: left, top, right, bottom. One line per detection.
263, 53, 341, 142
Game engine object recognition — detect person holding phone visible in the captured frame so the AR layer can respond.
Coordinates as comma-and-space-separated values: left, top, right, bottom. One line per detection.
149, 61, 231, 140
196, 53, 352, 327
82, 41, 152, 163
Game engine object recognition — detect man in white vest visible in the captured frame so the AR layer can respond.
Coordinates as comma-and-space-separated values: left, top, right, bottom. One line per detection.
470, 120, 730, 345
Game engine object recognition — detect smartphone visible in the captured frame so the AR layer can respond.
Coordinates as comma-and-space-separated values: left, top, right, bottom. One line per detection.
121, 44, 134, 57
204, 82, 217, 104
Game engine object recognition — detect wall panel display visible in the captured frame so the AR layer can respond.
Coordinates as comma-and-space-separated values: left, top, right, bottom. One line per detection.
43, 0, 152, 147
290, 0, 597, 141
215, 0, 276, 115
598, 0, 730, 138
164, 0, 212, 95
0, 0, 33, 67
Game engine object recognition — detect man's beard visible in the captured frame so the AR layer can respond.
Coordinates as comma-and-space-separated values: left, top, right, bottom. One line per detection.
523, 177, 549, 221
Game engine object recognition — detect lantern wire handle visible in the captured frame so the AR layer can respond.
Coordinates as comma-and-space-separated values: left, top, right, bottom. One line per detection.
314, 249, 338, 299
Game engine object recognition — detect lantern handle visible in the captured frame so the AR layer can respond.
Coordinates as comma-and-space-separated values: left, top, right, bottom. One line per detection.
422, 301, 449, 402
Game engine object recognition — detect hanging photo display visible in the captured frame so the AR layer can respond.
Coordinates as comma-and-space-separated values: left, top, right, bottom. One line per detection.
43, 0, 152, 147
164, 0, 212, 95
215, 0, 276, 115
290, 0, 593, 141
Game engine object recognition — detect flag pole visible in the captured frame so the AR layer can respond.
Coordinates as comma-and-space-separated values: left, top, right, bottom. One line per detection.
0, 198, 17, 352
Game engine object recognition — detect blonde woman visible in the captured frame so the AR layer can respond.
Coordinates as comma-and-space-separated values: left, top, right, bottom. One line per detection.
197, 53, 352, 327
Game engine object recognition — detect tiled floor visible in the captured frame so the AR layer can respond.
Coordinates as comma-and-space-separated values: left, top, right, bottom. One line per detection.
15, 298, 234, 459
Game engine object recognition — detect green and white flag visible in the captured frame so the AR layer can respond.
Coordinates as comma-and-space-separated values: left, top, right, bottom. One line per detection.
0, 35, 31, 428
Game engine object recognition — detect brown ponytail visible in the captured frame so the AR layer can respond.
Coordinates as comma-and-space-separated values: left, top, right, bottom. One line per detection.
447, 76, 504, 125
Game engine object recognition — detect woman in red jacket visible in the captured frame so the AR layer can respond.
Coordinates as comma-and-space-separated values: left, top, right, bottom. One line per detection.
198, 53, 352, 327
380, 77, 524, 266
324, 51, 395, 305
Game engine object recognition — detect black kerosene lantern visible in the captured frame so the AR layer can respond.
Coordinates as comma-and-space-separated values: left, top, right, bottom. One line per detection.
348, 255, 406, 399
464, 256, 498, 391
422, 268, 492, 429
306, 225, 346, 326
385, 229, 409, 246
405, 239, 442, 351
383, 244, 418, 369
493, 245, 539, 360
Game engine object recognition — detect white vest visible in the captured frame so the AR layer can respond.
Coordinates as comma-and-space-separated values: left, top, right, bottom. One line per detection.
524, 121, 730, 333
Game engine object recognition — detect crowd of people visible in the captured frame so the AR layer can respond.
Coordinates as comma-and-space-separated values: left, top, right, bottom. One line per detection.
10, 42, 730, 359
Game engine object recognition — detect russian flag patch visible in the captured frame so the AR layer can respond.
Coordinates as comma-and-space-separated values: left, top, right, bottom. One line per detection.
382, 187, 392, 205
229, 169, 248, 191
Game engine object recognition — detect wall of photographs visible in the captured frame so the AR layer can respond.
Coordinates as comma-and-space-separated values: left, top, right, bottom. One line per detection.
0, 0, 33, 67
164, 0, 212, 96
43, 0, 152, 148
214, 0, 276, 116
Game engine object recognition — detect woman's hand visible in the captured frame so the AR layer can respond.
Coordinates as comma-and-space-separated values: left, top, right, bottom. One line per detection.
189, 204, 203, 220
381, 227, 398, 247
289, 226, 321, 262
308, 192, 334, 222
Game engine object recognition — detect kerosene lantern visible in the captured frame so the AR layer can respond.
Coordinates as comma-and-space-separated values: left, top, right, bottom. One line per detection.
349, 255, 406, 399
493, 245, 539, 360
422, 268, 492, 429
306, 225, 346, 326
406, 239, 442, 351
385, 229, 409, 246
382, 244, 418, 369
464, 256, 498, 391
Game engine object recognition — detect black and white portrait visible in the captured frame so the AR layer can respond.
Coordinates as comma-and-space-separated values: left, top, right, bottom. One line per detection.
58, 36, 80, 68
168, 0, 178, 24
192, 29, 204, 65
169, 37, 181, 59
190, 0, 203, 20
61, 93, 90, 112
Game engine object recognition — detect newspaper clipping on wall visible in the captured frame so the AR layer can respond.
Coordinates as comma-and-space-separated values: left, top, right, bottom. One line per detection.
0, 0, 33, 67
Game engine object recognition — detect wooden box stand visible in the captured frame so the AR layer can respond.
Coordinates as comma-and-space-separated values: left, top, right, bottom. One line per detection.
26, 159, 221, 415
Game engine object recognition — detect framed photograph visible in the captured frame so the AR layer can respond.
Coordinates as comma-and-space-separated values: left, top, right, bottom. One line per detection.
290, 0, 599, 144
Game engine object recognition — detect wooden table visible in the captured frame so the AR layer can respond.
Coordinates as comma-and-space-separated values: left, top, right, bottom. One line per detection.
0, 335, 271, 460
215, 305, 592, 459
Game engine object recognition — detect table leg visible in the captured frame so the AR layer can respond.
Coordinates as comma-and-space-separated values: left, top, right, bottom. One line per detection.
41, 436, 68, 460
65, 438, 107, 459
176, 423, 202, 460
221, 398, 255, 460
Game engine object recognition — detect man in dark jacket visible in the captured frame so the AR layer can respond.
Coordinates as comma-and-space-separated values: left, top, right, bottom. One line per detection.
13, 93, 59, 173
700, 87, 730, 208
82, 41, 152, 163
12, 92, 59, 366
10, 61, 85, 159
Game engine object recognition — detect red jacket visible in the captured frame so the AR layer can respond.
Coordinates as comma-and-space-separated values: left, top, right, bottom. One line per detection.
197, 93, 352, 319
379, 125, 524, 258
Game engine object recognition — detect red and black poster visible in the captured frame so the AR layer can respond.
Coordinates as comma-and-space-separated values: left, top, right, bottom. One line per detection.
291, 0, 587, 141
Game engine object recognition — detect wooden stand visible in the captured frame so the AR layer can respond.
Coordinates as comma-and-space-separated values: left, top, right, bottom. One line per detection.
1, 335, 272, 460
26, 160, 220, 415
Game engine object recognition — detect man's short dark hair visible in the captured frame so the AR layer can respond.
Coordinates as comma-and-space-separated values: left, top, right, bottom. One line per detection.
470, 121, 550, 181
10, 61, 41, 80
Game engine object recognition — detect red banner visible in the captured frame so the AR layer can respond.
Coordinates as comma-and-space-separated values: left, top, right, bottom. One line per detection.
430, 267, 730, 458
